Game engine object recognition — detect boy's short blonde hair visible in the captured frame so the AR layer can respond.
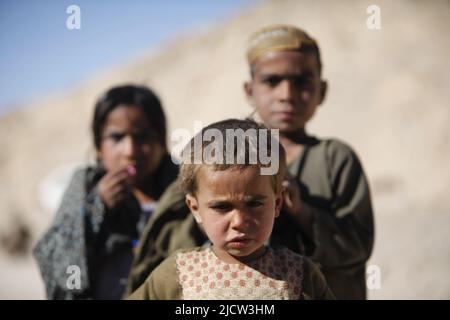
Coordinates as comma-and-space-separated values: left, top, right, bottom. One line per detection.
246, 24, 322, 75
179, 119, 286, 196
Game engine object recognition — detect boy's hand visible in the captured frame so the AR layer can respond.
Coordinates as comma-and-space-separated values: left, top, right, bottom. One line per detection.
98, 165, 136, 210
282, 177, 314, 241
282, 178, 302, 217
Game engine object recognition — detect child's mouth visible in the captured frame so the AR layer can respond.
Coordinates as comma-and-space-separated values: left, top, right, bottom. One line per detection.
271, 109, 297, 121
126, 164, 137, 176
275, 111, 296, 121
228, 239, 252, 249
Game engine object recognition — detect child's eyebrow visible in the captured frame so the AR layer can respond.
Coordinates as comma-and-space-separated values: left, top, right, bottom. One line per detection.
260, 71, 314, 79
103, 126, 125, 133
244, 195, 267, 201
206, 195, 267, 206
102, 129, 125, 138
206, 200, 231, 207
103, 127, 150, 135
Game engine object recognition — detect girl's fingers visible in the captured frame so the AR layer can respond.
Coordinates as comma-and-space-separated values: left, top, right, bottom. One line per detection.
100, 170, 126, 189
112, 192, 128, 204
110, 169, 130, 182
106, 186, 131, 207
109, 183, 131, 197
108, 170, 133, 189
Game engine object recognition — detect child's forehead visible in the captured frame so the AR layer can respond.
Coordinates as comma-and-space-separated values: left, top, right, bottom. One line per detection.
198, 165, 260, 179
103, 105, 151, 128
196, 166, 273, 193
252, 50, 319, 76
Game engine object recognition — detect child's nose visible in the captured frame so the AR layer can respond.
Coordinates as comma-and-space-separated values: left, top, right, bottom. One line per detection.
230, 210, 249, 230
122, 136, 138, 158
277, 79, 296, 101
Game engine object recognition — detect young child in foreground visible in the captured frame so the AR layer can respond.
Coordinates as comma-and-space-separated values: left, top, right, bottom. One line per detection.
129, 119, 335, 300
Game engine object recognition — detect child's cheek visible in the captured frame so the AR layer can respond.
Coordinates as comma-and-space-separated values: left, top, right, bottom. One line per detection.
99, 146, 121, 171
208, 219, 228, 243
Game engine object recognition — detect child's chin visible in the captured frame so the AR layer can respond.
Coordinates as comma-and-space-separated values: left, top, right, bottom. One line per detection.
228, 247, 265, 262
278, 122, 303, 133
227, 248, 253, 259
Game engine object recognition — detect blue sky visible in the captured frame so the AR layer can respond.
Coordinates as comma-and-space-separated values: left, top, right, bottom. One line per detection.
0, 0, 255, 115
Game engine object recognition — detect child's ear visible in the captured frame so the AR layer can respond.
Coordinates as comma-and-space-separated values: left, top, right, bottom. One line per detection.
274, 191, 284, 218
318, 80, 328, 105
243, 81, 255, 107
186, 194, 202, 223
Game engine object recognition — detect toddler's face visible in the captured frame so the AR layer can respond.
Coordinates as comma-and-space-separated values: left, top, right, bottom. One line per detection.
186, 166, 283, 263
245, 50, 326, 133
97, 104, 164, 185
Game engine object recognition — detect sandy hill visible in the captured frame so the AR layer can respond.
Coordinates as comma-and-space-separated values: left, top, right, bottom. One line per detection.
0, 0, 449, 299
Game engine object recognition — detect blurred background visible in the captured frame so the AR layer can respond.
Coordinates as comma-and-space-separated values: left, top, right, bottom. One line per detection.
0, 0, 449, 299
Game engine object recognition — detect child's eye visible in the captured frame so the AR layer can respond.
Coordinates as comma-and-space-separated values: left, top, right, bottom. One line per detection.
109, 133, 124, 142
247, 201, 263, 208
134, 132, 159, 145
133, 133, 149, 144
263, 76, 281, 87
293, 76, 314, 88
210, 204, 232, 212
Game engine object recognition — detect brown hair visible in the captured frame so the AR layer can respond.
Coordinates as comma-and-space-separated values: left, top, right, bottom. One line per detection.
179, 118, 286, 196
